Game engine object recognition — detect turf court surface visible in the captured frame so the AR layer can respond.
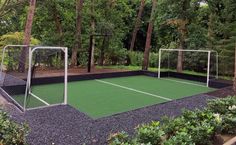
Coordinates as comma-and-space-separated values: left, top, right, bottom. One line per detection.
13, 75, 214, 119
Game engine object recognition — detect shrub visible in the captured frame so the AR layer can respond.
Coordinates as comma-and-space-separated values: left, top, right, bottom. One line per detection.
135, 121, 165, 145
207, 96, 236, 134
207, 96, 236, 115
0, 32, 40, 47
163, 131, 195, 145
108, 131, 130, 145
148, 53, 158, 68
0, 110, 29, 145
108, 96, 236, 145
127, 51, 143, 66
162, 109, 221, 145
127, 51, 158, 67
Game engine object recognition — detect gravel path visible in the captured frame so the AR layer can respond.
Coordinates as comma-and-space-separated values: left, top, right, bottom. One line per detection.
3, 94, 216, 145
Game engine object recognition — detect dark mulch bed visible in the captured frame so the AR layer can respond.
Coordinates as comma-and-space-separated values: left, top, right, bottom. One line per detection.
8, 67, 129, 79
206, 86, 236, 98
4, 94, 217, 145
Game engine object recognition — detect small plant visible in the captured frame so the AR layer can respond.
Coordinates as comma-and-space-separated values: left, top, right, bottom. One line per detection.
207, 96, 236, 134
108, 131, 130, 145
162, 109, 221, 145
207, 96, 236, 115
136, 121, 165, 145
163, 131, 195, 145
0, 110, 29, 145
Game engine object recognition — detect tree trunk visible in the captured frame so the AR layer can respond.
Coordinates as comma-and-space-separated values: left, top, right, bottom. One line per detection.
99, 36, 110, 66
177, 36, 184, 73
234, 43, 236, 92
90, 0, 95, 69
176, 0, 189, 73
99, 37, 106, 66
19, 0, 36, 72
176, 20, 188, 73
71, 0, 83, 66
130, 0, 145, 51
142, 0, 157, 70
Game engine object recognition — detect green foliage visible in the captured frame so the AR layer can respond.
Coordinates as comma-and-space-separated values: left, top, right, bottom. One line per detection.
0, 110, 29, 145
127, 51, 158, 67
109, 96, 236, 145
0, 32, 40, 47
106, 48, 128, 65
136, 121, 165, 145
207, 97, 236, 134
0, 0, 235, 76
108, 131, 130, 145
162, 109, 221, 145
128, 51, 143, 66
163, 131, 195, 145
0, 32, 40, 71
207, 96, 236, 114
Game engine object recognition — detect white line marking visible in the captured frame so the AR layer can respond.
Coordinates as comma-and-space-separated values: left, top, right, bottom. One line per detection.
26, 103, 64, 111
29, 92, 50, 106
95, 79, 172, 101
161, 78, 207, 88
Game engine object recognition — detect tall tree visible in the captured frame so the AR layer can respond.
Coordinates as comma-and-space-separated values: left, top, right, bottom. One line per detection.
234, 43, 236, 91
142, 0, 157, 70
90, 0, 95, 69
158, 0, 193, 72
19, 0, 36, 72
71, 0, 83, 66
206, 0, 222, 49
210, 0, 236, 76
174, 0, 190, 73
166, 19, 189, 72
130, 0, 145, 51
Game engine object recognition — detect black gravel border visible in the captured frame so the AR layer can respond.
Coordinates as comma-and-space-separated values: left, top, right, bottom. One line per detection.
5, 94, 216, 145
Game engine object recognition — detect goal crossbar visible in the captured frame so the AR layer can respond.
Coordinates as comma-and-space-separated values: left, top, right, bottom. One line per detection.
158, 49, 219, 87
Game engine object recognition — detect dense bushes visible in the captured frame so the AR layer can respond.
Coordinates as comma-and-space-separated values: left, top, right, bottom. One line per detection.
78, 50, 159, 68
207, 97, 236, 134
127, 51, 158, 68
0, 110, 29, 145
108, 96, 236, 145
0, 32, 40, 47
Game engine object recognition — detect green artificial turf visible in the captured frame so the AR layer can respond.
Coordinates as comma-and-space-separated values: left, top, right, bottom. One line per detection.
13, 75, 214, 118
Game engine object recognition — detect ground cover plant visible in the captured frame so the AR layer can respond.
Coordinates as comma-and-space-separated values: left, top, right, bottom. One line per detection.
108, 96, 236, 145
0, 110, 29, 145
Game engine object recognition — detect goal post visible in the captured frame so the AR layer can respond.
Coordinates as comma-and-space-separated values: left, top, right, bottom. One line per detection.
158, 49, 219, 87
0, 45, 68, 111
24, 46, 68, 111
0, 45, 31, 111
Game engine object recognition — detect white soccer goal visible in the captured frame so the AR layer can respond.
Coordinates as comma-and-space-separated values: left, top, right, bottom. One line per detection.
0, 45, 68, 111
24, 46, 68, 111
158, 49, 219, 87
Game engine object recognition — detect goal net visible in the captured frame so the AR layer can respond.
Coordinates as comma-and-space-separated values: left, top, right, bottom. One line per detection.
0, 45, 68, 111
0, 45, 30, 110
158, 49, 218, 87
